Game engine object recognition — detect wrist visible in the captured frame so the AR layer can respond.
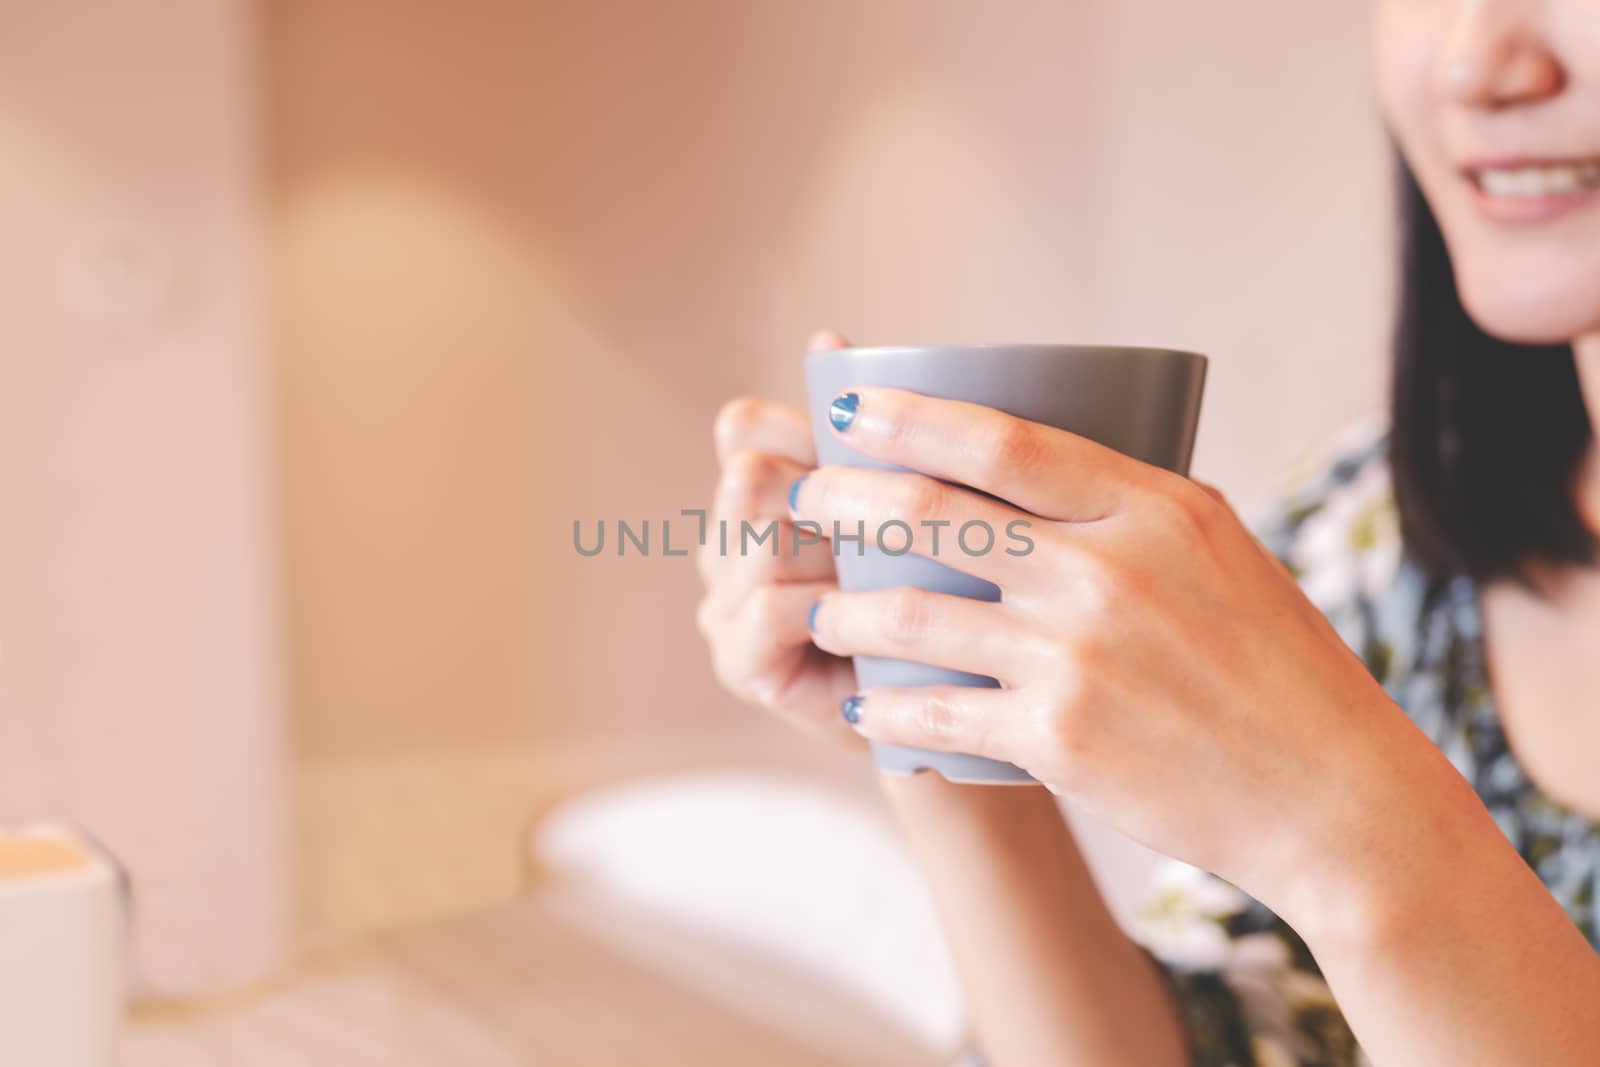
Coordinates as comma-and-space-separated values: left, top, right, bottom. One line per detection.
1267, 733, 1511, 953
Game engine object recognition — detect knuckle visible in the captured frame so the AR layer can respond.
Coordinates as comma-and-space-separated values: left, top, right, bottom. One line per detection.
978, 419, 1046, 484
1039, 539, 1121, 618
881, 586, 937, 648
914, 693, 964, 746
1156, 478, 1222, 548
896, 475, 947, 522
1015, 627, 1068, 674
1194, 479, 1230, 509
1070, 556, 1121, 621
714, 396, 767, 456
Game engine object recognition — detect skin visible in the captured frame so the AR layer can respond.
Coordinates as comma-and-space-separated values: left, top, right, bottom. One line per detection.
1379, 0, 1600, 822
697, 3, 1600, 1063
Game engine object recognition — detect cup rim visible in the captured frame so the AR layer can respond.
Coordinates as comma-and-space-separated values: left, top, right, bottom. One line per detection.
0, 825, 119, 896
805, 343, 1207, 363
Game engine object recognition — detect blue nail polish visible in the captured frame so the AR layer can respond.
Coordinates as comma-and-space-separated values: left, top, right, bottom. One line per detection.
788, 475, 806, 511
807, 599, 822, 632
840, 694, 862, 725
828, 392, 859, 432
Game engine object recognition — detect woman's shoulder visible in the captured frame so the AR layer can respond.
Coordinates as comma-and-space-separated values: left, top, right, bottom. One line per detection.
1243, 413, 1431, 683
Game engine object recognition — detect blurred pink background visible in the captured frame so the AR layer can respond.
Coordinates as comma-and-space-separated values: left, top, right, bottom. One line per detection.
0, 0, 1388, 1050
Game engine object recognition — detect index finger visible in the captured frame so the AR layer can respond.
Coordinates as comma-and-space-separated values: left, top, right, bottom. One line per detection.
819, 386, 1157, 522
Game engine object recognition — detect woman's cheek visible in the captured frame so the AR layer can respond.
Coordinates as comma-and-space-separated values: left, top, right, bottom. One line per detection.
1371, 2, 1441, 158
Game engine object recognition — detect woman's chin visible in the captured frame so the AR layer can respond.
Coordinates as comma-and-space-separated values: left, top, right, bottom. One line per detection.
1457, 276, 1600, 348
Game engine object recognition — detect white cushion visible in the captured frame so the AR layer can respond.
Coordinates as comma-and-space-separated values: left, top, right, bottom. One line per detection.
531, 772, 966, 1050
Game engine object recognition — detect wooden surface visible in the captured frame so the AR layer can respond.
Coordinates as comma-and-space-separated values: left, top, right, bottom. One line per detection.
294, 726, 883, 948
120, 881, 942, 1067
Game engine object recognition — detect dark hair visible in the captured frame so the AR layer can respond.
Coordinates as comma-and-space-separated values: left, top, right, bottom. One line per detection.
1388, 161, 1595, 586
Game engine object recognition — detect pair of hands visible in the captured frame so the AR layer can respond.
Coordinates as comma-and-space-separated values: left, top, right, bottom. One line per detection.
696, 330, 1427, 908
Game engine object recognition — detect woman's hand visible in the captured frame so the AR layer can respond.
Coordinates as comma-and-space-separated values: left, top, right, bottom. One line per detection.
693, 330, 863, 747
792, 384, 1443, 914
697, 336, 1197, 1066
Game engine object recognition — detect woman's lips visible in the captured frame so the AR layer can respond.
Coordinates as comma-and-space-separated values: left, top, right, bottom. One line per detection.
1462, 158, 1600, 224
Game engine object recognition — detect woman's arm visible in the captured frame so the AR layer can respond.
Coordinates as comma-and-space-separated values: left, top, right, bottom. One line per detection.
883, 710, 1600, 1067
880, 772, 1190, 1067
1269, 740, 1600, 1067
795, 386, 1600, 1064
885, 693, 1600, 1067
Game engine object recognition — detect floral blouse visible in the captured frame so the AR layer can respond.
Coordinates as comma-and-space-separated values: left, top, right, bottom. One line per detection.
1129, 416, 1600, 1067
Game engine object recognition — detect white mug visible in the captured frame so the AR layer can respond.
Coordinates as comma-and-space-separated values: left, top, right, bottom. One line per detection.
0, 826, 126, 1066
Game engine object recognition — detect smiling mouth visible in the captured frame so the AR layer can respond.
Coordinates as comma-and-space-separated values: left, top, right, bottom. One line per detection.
1468, 160, 1600, 197
1460, 158, 1600, 223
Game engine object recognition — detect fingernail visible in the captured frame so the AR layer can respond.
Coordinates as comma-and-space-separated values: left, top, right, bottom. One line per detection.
828, 392, 859, 432
807, 599, 822, 632
840, 694, 862, 725
788, 475, 806, 511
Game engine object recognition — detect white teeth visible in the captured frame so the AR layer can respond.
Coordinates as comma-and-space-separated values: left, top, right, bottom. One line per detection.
1476, 161, 1600, 198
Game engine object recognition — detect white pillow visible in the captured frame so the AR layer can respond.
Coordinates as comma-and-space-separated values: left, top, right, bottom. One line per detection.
531, 771, 966, 1051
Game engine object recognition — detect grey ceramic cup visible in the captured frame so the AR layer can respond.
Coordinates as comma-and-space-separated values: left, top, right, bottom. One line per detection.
804, 344, 1207, 785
